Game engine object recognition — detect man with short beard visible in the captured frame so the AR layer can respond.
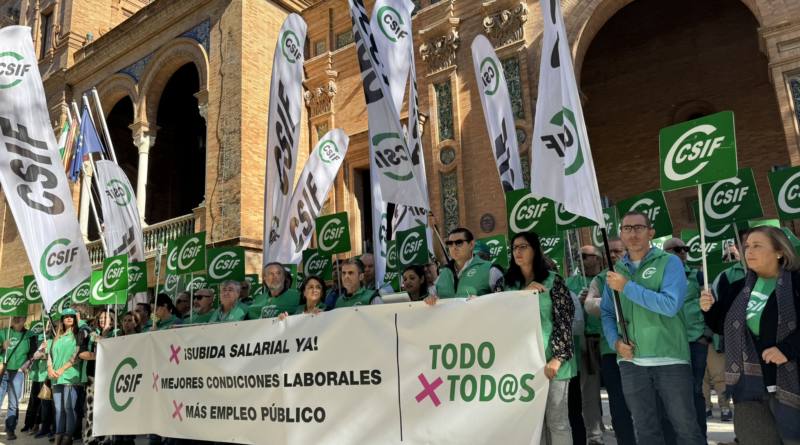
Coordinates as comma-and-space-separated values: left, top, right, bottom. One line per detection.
334, 258, 381, 308
191, 288, 216, 324
248, 263, 300, 318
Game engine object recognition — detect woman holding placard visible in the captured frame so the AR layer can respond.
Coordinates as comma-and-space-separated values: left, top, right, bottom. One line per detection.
503, 231, 576, 445
700, 226, 800, 444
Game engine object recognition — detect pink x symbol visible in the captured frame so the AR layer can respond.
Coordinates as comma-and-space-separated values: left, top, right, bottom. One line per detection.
172, 400, 183, 421
169, 345, 181, 364
415, 373, 443, 407
152, 372, 159, 391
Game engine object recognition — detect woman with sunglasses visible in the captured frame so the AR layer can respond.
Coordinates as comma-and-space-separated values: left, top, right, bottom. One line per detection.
48, 308, 82, 445
503, 231, 575, 445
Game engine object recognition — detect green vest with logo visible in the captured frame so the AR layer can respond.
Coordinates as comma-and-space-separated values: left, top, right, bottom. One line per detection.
0, 328, 30, 371
190, 310, 215, 324
335, 288, 376, 308
680, 264, 705, 342
210, 303, 247, 323
615, 250, 690, 362
436, 257, 494, 298
149, 315, 181, 331
592, 271, 615, 356
506, 274, 577, 380
566, 274, 603, 336
248, 288, 301, 319
30, 333, 47, 382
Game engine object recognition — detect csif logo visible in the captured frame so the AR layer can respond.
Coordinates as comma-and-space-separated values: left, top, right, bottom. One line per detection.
209, 251, 241, 281
178, 237, 202, 270
705, 177, 747, 220
305, 251, 327, 276
628, 198, 661, 224
0, 52, 31, 89
164, 274, 179, 292
641, 267, 657, 280
318, 140, 342, 164
167, 246, 178, 271
127, 264, 144, 291
39, 238, 80, 281
91, 276, 111, 302
510, 194, 550, 234
103, 258, 125, 289
105, 179, 132, 207
400, 231, 424, 264
540, 108, 584, 175
24, 278, 40, 303
0, 290, 24, 314
663, 124, 725, 182
539, 236, 559, 255
556, 203, 579, 226
72, 281, 91, 304
778, 171, 800, 215
387, 242, 398, 270
377, 6, 408, 43
281, 30, 302, 64
372, 133, 413, 181
109, 357, 142, 412
318, 217, 346, 252
485, 239, 503, 257
479, 57, 500, 96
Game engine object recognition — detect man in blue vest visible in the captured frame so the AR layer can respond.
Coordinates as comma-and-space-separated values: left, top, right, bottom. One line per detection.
601, 211, 704, 444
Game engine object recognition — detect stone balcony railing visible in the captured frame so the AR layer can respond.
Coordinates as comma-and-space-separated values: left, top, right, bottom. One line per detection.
86, 213, 196, 265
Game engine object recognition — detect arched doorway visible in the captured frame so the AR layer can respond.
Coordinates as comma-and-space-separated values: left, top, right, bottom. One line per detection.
106, 96, 138, 188
580, 0, 788, 229
146, 63, 206, 223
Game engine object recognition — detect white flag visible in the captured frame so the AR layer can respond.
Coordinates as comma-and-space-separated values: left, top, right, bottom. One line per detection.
370, 158, 389, 288
471, 34, 525, 192
0, 26, 91, 310
94, 160, 144, 261
263, 14, 308, 265
272, 129, 350, 264
531, 0, 604, 225
349, 0, 428, 209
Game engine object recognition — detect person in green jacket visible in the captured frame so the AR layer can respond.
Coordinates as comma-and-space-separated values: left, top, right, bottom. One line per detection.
430, 227, 503, 302
334, 259, 381, 308
209, 280, 248, 323
149, 294, 183, 331
279, 275, 328, 319
504, 231, 575, 445
0, 315, 35, 440
248, 262, 301, 319
48, 308, 82, 445
190, 288, 216, 324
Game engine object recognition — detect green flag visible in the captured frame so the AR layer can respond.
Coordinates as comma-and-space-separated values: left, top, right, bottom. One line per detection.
315, 212, 351, 255
302, 248, 332, 280
128, 261, 148, 294
768, 166, 800, 221
700, 167, 762, 224
102, 254, 129, 292
23, 275, 41, 304
169, 232, 206, 275
206, 247, 245, 285
397, 225, 429, 267
505, 190, 557, 238
0, 288, 27, 317
90, 270, 126, 306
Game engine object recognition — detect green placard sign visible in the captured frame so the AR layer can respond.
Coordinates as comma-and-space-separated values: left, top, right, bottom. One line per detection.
707, 261, 739, 285
781, 227, 800, 252
183, 275, 209, 294
0, 288, 27, 317
701, 167, 762, 225
68, 277, 91, 304
316, 212, 351, 254
680, 229, 724, 266
748, 219, 780, 229
617, 190, 673, 238
168, 232, 207, 274
102, 254, 129, 292
505, 190, 557, 238
245, 274, 261, 295
23, 275, 41, 304
591, 207, 619, 248
478, 234, 509, 269
163, 273, 181, 299
397, 225, 429, 267
701, 222, 737, 244
769, 166, 800, 221
383, 240, 400, 291
128, 261, 148, 294
540, 232, 564, 274
302, 248, 332, 280
90, 270, 126, 306
556, 203, 596, 230
659, 111, 738, 191
652, 235, 672, 251
206, 247, 245, 285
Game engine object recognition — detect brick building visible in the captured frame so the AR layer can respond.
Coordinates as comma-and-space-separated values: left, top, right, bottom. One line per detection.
2, 0, 800, 289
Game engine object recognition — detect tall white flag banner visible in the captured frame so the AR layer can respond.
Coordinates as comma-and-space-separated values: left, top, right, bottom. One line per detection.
531, 0, 604, 225
94, 160, 144, 261
349, 0, 428, 209
370, 155, 389, 287
263, 14, 308, 265
472, 35, 525, 193
95, 292, 548, 444
272, 129, 349, 264
0, 27, 91, 311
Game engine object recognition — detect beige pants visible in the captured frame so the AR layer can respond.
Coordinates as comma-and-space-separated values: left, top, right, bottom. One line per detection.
702, 343, 729, 409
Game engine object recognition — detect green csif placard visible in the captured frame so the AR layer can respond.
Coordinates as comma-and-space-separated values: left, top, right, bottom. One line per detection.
591, 207, 619, 249
302, 248, 332, 281
316, 212, 351, 255
0, 288, 27, 317
539, 232, 565, 275
768, 166, 800, 221
478, 234, 509, 269
700, 167, 762, 225
616, 190, 673, 238
90, 270, 126, 306
206, 247, 245, 285
680, 229, 725, 267
168, 232, 207, 275
505, 189, 558, 238
23, 275, 41, 304
397, 225, 429, 267
127, 261, 148, 294
102, 254, 129, 292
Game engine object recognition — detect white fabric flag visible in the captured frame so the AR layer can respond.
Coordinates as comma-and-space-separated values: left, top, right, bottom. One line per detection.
471, 34, 525, 193
94, 160, 144, 261
0, 26, 91, 310
531, 0, 604, 225
272, 129, 350, 265
263, 14, 308, 265
370, 158, 389, 287
349, 0, 428, 209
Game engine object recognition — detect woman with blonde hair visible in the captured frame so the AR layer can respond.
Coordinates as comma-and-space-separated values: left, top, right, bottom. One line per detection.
700, 226, 800, 444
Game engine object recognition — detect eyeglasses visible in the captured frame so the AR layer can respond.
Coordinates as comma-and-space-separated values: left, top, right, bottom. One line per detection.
445, 239, 468, 247
176, 300, 189, 305
195, 294, 213, 299
620, 224, 650, 233
511, 243, 531, 252
667, 246, 690, 253
581, 253, 600, 259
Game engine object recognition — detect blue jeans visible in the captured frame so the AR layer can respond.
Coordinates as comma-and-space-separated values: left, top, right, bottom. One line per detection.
0, 371, 24, 432
689, 341, 709, 438
601, 354, 637, 445
53, 384, 78, 436
619, 362, 704, 445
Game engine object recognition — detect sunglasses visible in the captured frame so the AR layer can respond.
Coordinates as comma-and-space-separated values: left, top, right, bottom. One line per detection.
195, 294, 213, 299
445, 239, 468, 247
667, 246, 690, 253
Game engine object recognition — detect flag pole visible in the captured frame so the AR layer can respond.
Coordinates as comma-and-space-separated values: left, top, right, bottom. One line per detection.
81, 95, 107, 162
90, 88, 119, 165
733, 222, 746, 268
601, 227, 629, 344
697, 185, 710, 291
72, 103, 109, 256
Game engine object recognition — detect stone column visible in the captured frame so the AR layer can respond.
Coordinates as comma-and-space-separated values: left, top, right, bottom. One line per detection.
131, 123, 156, 226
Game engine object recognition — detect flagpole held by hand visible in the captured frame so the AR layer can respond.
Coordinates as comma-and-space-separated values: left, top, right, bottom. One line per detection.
601, 227, 629, 344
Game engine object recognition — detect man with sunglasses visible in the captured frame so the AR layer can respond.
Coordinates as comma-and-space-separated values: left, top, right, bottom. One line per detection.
432, 227, 503, 300
663, 237, 708, 439
191, 287, 216, 324
600, 211, 703, 444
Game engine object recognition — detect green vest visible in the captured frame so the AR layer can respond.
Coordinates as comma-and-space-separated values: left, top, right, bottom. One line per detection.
616, 250, 690, 362
591, 271, 615, 356
30, 333, 47, 382
149, 315, 181, 332
210, 303, 248, 323
335, 288, 376, 308
50, 333, 81, 385
680, 264, 705, 342
566, 274, 603, 336
190, 310, 215, 324
506, 274, 577, 380
248, 288, 301, 319
294, 303, 325, 315
0, 328, 30, 371
436, 257, 494, 298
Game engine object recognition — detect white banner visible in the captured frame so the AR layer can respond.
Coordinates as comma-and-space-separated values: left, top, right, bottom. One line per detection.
370, 155, 389, 287
0, 26, 91, 311
349, 0, 428, 209
263, 14, 308, 265
95, 292, 548, 444
272, 129, 349, 264
471, 35, 524, 193
530, 0, 604, 225
94, 160, 144, 261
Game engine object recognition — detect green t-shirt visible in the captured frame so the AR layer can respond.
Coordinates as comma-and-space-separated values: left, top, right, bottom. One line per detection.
0, 328, 31, 371
210, 303, 248, 323
50, 333, 81, 385
247, 288, 301, 319
30, 333, 47, 382
747, 277, 776, 336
